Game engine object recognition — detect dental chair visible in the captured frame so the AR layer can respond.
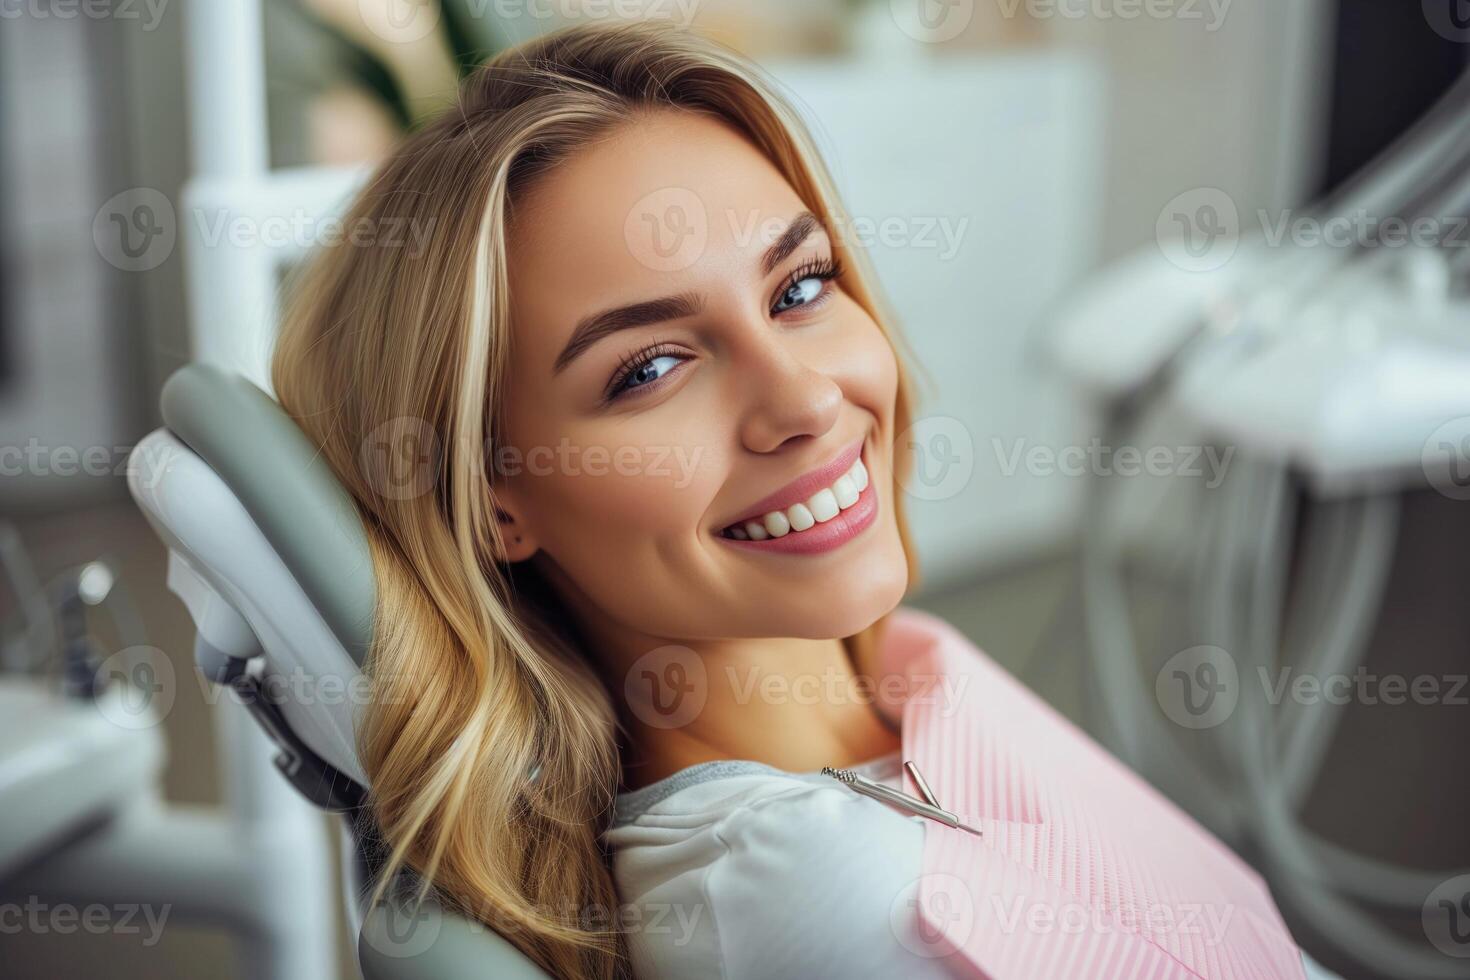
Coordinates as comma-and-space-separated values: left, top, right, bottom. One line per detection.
128, 363, 552, 980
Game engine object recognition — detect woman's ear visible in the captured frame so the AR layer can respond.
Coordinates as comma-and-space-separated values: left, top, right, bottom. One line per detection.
491, 497, 540, 564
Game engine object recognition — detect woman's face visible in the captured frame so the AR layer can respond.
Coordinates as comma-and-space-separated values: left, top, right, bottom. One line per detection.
496, 109, 908, 649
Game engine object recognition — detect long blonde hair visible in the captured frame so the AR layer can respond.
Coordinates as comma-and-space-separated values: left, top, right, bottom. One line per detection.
272, 20, 921, 979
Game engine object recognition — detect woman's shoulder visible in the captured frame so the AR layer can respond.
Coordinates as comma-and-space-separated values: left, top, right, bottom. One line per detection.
606, 753, 923, 903
606, 757, 939, 980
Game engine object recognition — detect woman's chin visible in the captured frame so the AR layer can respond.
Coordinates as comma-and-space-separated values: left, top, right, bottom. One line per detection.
776, 553, 910, 640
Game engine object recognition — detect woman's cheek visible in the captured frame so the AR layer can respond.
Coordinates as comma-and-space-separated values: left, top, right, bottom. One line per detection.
546, 441, 719, 541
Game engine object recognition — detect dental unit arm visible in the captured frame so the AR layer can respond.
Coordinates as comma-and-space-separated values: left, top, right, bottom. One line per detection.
1043, 68, 1470, 978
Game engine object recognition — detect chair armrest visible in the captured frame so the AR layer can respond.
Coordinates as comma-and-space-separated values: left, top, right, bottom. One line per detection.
358, 900, 554, 980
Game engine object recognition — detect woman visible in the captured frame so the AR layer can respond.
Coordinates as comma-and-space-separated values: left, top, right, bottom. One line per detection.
272, 21, 1326, 980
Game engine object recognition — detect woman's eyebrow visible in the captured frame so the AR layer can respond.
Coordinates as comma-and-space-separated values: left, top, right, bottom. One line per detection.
551, 211, 822, 375
553, 291, 703, 374
761, 211, 820, 275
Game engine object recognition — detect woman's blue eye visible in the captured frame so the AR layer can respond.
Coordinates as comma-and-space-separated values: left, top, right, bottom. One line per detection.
617, 354, 681, 394
773, 275, 825, 313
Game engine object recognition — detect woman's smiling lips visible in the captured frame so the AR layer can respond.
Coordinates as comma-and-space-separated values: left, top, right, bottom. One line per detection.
714, 437, 879, 555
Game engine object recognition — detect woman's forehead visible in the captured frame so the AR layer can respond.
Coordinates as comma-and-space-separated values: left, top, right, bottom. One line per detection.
504, 111, 816, 364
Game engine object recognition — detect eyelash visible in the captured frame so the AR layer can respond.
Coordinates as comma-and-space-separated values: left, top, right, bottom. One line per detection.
771, 256, 843, 312
603, 256, 845, 404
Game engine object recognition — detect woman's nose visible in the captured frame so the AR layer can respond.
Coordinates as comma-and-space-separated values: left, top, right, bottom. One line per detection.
735, 337, 844, 454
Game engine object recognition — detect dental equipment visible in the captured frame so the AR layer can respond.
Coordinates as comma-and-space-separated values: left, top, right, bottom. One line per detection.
1045, 67, 1470, 978
822, 764, 983, 836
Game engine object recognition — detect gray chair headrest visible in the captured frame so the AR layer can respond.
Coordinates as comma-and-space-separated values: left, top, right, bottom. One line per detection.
160, 364, 376, 666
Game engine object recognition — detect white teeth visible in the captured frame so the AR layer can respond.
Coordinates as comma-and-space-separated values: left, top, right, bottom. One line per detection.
724, 453, 871, 539
807, 488, 840, 523
832, 475, 858, 509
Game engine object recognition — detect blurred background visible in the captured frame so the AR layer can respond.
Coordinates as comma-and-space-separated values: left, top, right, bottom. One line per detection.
3, 1, 1469, 977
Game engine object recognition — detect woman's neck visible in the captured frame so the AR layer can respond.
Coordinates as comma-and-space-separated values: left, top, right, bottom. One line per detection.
530, 555, 901, 791
613, 633, 902, 792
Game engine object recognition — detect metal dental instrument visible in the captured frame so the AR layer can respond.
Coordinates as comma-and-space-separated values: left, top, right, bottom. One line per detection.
904, 760, 940, 808
822, 766, 982, 836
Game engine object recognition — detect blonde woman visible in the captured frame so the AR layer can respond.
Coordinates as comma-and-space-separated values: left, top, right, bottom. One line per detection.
272, 21, 1331, 980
